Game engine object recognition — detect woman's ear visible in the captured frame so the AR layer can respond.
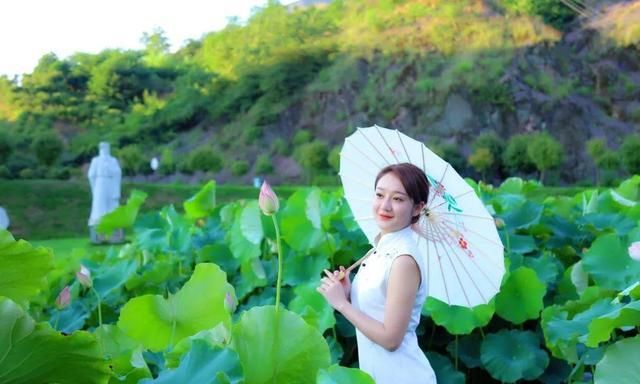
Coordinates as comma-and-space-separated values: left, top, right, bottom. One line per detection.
413, 201, 425, 218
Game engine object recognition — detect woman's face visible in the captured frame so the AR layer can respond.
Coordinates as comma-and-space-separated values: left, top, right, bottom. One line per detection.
373, 172, 422, 235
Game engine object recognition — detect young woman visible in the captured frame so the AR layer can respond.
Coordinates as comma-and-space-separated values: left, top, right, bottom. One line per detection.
318, 163, 437, 383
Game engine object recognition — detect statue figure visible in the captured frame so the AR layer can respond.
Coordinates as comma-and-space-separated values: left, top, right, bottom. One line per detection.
88, 142, 123, 243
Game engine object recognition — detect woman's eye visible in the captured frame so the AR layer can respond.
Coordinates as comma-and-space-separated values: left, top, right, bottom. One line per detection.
375, 193, 383, 198
393, 197, 403, 201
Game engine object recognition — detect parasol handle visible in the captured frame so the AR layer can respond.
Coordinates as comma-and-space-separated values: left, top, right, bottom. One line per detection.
338, 248, 375, 280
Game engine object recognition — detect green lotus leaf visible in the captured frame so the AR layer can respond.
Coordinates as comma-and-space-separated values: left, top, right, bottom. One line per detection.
538, 358, 572, 384
326, 335, 344, 364
231, 305, 330, 384
282, 248, 330, 287
612, 175, 640, 203
288, 282, 335, 333
118, 263, 234, 351
97, 189, 148, 235
541, 295, 616, 362
569, 261, 589, 296
501, 233, 536, 254
164, 324, 230, 368
425, 351, 465, 384
446, 333, 482, 369
316, 364, 374, 384
480, 329, 549, 383
523, 252, 563, 286
227, 201, 263, 263
492, 193, 526, 213
92, 258, 138, 300
196, 244, 239, 275
141, 339, 243, 384
280, 188, 327, 251
94, 324, 151, 383
495, 267, 546, 324
183, 180, 216, 220
587, 300, 640, 347
233, 257, 268, 300
594, 336, 640, 384
578, 213, 636, 236
423, 298, 494, 335
500, 200, 543, 229
0, 297, 110, 383
582, 233, 640, 290
0, 230, 54, 304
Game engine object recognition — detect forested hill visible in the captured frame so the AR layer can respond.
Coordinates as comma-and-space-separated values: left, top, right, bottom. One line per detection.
0, 0, 638, 185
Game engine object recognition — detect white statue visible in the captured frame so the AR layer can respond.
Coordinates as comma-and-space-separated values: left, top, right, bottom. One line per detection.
88, 142, 122, 227
0, 207, 9, 230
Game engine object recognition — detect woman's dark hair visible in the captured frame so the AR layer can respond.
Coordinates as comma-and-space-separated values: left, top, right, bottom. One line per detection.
375, 163, 430, 224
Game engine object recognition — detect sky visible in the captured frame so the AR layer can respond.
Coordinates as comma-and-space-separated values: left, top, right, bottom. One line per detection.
0, 0, 288, 78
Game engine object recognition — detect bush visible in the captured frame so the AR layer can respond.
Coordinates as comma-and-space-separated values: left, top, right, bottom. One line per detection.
159, 147, 176, 175
527, 132, 564, 183
503, 134, 536, 175
271, 138, 289, 156
0, 165, 10, 179
117, 145, 146, 175
620, 134, 640, 175
188, 147, 223, 173
468, 147, 494, 181
255, 154, 273, 175
243, 126, 263, 145
498, 0, 576, 29
293, 129, 313, 146
294, 140, 330, 182
47, 166, 71, 180
32, 132, 64, 166
6, 152, 37, 176
0, 132, 12, 163
19, 168, 35, 179
231, 160, 249, 176
328, 146, 341, 172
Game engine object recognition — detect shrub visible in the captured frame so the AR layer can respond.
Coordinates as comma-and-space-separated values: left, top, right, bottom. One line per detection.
0, 165, 10, 179
294, 140, 329, 183
472, 131, 504, 175
19, 168, 35, 179
159, 147, 176, 175
328, 145, 341, 172
527, 132, 564, 183
48, 166, 71, 180
255, 154, 274, 175
468, 147, 494, 181
271, 138, 289, 156
0, 132, 12, 163
293, 129, 313, 146
32, 132, 64, 166
243, 126, 263, 145
231, 160, 249, 176
117, 145, 146, 175
503, 134, 536, 175
620, 134, 640, 175
188, 147, 223, 173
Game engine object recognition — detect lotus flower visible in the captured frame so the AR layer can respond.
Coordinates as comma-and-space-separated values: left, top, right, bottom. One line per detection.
55, 286, 71, 309
494, 218, 505, 229
224, 291, 237, 313
76, 265, 93, 288
259, 181, 279, 216
629, 242, 640, 261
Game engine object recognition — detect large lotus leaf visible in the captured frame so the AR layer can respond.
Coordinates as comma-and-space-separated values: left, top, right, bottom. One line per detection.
541, 297, 616, 362
164, 324, 230, 368
316, 364, 374, 384
587, 300, 640, 347
183, 180, 216, 220
0, 297, 110, 383
280, 188, 327, 251
569, 261, 589, 296
233, 257, 269, 300
425, 351, 465, 384
523, 252, 563, 286
97, 189, 148, 234
196, 244, 239, 275
541, 215, 586, 247
125, 256, 173, 291
423, 298, 494, 335
543, 196, 576, 219
288, 283, 335, 333
227, 201, 263, 263
480, 329, 548, 383
91, 257, 138, 300
94, 324, 151, 383
161, 205, 193, 253
612, 175, 640, 203
538, 358, 572, 384
231, 306, 330, 384
282, 248, 330, 286
0, 230, 54, 303
118, 263, 234, 351
495, 267, 546, 324
578, 213, 636, 236
582, 233, 640, 290
499, 200, 543, 229
446, 333, 482, 369
491, 193, 526, 213
325, 336, 344, 364
141, 339, 243, 384
594, 336, 640, 384
500, 232, 536, 254
53, 299, 91, 333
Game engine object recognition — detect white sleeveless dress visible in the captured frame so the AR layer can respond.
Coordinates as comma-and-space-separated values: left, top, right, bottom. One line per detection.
351, 225, 437, 383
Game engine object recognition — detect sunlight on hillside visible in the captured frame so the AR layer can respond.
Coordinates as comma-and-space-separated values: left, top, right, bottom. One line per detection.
590, 0, 640, 47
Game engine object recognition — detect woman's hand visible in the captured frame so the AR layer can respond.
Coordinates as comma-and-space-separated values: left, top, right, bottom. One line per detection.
317, 268, 350, 312
337, 266, 352, 298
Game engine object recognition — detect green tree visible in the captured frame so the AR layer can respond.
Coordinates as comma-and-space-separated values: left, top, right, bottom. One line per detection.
503, 134, 536, 175
527, 132, 563, 183
620, 134, 640, 175
231, 160, 249, 176
117, 144, 146, 175
293, 129, 313, 146
0, 131, 12, 163
468, 147, 494, 181
255, 154, 274, 174
188, 147, 223, 173
294, 140, 329, 183
586, 138, 620, 186
328, 145, 341, 171
31, 132, 64, 166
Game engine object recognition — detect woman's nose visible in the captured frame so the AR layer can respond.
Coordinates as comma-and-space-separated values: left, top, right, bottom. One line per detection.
381, 198, 392, 211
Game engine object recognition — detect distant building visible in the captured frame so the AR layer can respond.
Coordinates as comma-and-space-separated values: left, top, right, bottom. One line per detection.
286, 0, 332, 12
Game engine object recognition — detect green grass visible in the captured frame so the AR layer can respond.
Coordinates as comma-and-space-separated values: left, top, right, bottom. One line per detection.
0, 179, 319, 240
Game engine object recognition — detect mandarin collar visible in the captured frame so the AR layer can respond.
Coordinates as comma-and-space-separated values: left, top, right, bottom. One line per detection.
374, 225, 414, 250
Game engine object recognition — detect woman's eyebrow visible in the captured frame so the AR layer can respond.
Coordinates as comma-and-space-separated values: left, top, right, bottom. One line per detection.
375, 187, 408, 196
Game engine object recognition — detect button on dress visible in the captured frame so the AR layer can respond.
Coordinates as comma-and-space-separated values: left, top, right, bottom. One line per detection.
351, 225, 437, 383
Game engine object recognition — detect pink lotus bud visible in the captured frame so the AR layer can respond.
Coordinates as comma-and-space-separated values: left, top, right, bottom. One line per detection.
629, 242, 640, 261
494, 218, 505, 229
55, 286, 71, 309
76, 265, 93, 288
224, 291, 237, 313
259, 181, 279, 216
